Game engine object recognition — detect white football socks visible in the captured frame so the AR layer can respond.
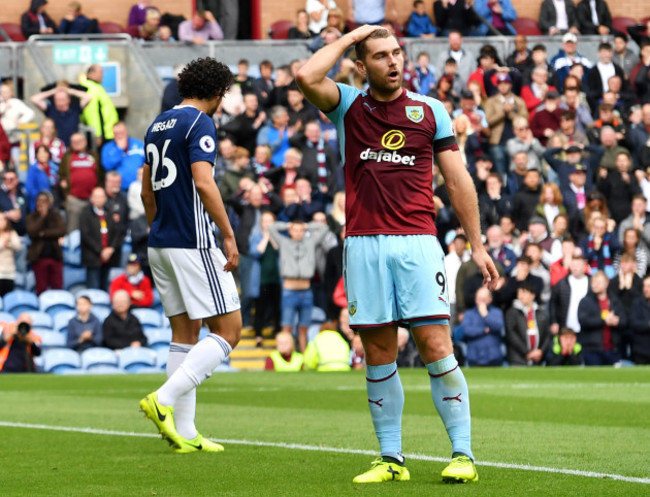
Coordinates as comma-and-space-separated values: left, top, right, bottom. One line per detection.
165, 342, 197, 440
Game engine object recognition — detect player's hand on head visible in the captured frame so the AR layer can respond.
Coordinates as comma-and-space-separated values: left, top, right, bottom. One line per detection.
222, 236, 239, 272
350, 24, 387, 43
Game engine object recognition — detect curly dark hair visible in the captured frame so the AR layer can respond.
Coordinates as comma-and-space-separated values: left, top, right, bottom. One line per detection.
178, 57, 234, 100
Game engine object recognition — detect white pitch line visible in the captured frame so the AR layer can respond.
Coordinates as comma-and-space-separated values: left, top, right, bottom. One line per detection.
1, 421, 649, 485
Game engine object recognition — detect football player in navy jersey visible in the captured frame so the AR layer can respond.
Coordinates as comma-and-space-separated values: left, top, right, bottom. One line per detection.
139, 58, 242, 454
297, 26, 498, 483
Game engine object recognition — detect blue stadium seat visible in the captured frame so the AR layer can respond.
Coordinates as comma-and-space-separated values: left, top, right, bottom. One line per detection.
39, 331, 66, 349
62, 230, 82, 266
91, 306, 110, 323
53, 309, 78, 334
42, 348, 81, 373
76, 288, 111, 307
156, 347, 169, 370
0, 311, 16, 323
118, 347, 158, 372
63, 266, 87, 291
311, 306, 327, 323
0, 296, 2, 310
39, 290, 76, 317
14, 271, 35, 292
152, 288, 163, 313
27, 310, 54, 329
134, 366, 164, 374
144, 327, 171, 351
81, 347, 119, 370
131, 308, 163, 330
3, 290, 40, 316
108, 267, 125, 283
85, 365, 126, 374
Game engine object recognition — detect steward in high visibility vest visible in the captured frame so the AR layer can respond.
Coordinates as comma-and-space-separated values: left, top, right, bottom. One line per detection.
547, 327, 583, 366
265, 331, 304, 371
304, 328, 351, 371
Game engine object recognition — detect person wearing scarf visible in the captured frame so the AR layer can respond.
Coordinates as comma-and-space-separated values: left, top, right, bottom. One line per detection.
580, 214, 620, 279
109, 253, 154, 308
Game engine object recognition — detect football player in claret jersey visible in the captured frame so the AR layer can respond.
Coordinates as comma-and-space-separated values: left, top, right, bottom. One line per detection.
297, 26, 498, 483
138, 57, 242, 453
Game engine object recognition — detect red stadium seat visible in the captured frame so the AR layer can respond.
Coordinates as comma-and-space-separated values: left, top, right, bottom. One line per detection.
384, 19, 405, 38
641, 17, 650, 26
511, 17, 542, 36
99, 22, 126, 34
0, 23, 26, 42
268, 20, 294, 40
612, 17, 638, 35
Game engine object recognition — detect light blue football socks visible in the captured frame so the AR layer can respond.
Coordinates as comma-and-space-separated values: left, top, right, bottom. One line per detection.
427, 354, 473, 461
366, 361, 405, 462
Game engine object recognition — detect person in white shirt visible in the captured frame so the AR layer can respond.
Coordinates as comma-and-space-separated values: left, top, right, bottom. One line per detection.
550, 247, 590, 334
444, 233, 470, 328
306, 0, 338, 34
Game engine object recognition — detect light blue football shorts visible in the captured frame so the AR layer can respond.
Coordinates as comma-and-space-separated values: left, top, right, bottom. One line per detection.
343, 234, 450, 329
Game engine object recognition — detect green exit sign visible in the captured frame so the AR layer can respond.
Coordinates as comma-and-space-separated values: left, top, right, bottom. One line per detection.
53, 44, 109, 65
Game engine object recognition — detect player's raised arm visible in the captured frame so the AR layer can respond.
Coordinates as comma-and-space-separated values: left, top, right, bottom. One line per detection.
296, 24, 383, 112
437, 148, 499, 290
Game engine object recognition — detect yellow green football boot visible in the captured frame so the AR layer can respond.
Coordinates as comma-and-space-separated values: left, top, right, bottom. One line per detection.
353, 457, 410, 483
174, 434, 225, 454
441, 455, 479, 483
139, 392, 182, 448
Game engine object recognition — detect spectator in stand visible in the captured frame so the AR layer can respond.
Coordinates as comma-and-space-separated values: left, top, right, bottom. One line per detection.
286, 84, 319, 133
555, 110, 589, 146
413, 52, 436, 96
219, 147, 255, 204
461, 286, 504, 367
617, 194, 650, 258
473, 0, 517, 36
80, 187, 124, 290
407, 0, 438, 38
632, 41, 650, 105
253, 60, 275, 111
629, 275, 650, 364
505, 281, 550, 366
160, 64, 183, 113
543, 143, 604, 193
504, 150, 532, 196
0, 169, 28, 237
178, 10, 224, 44
550, 236, 577, 286
506, 35, 532, 75
126, 7, 162, 40
522, 44, 558, 88
453, 114, 482, 175
578, 270, 626, 365
453, 89, 490, 141
26, 191, 65, 295
109, 253, 154, 308
103, 290, 147, 350
0, 212, 21, 296
479, 175, 513, 233
306, 0, 337, 35
59, 1, 98, 34
547, 326, 583, 365
630, 104, 650, 171
521, 66, 557, 119
613, 237, 645, 283
539, 0, 578, 35
101, 122, 145, 191
551, 33, 594, 92
550, 247, 590, 335
575, 0, 612, 35
288, 10, 314, 40
25, 145, 56, 211
221, 93, 267, 156
30, 84, 91, 147
530, 90, 563, 147
0, 313, 41, 373
31, 118, 66, 166
81, 65, 119, 148
265, 331, 303, 371
214, 137, 236, 183
485, 72, 528, 178
0, 82, 35, 168
263, 147, 303, 193
257, 106, 293, 168
559, 75, 593, 133
594, 126, 629, 169
586, 43, 625, 114
444, 233, 470, 327
434, 31, 475, 86
433, 0, 476, 36
21, 0, 58, 38
59, 132, 101, 232
580, 213, 620, 279
506, 119, 545, 173
535, 183, 567, 232
104, 171, 128, 241
525, 242, 552, 304
66, 295, 103, 352
513, 166, 542, 232
596, 151, 640, 224
269, 216, 330, 353
289, 120, 338, 193
346, 0, 398, 26
485, 224, 517, 275
612, 33, 638, 79
128, 0, 155, 26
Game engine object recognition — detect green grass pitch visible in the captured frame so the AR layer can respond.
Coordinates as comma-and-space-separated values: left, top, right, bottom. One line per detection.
1, 367, 649, 496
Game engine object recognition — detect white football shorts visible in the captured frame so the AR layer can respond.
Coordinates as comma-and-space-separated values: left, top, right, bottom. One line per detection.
148, 247, 240, 320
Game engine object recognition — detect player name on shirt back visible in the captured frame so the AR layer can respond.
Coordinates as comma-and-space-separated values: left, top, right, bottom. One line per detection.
150, 119, 178, 132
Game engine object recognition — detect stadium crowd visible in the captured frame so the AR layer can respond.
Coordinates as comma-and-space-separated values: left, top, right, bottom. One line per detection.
1, 0, 650, 373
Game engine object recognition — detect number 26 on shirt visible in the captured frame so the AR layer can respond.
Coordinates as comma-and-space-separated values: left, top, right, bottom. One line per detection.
146, 139, 177, 191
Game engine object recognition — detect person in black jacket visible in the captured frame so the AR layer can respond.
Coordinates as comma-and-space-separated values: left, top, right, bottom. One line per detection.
513, 167, 542, 232
575, 0, 612, 35
80, 187, 124, 291
433, 0, 477, 36
102, 290, 147, 350
628, 276, 650, 364
21, 0, 58, 39
505, 282, 551, 366
577, 270, 627, 365
538, 0, 578, 35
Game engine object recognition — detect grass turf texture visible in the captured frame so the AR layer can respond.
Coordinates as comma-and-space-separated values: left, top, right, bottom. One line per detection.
1, 367, 648, 496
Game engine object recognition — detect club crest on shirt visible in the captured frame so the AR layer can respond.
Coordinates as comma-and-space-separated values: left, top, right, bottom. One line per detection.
405, 106, 424, 123
349, 301, 357, 316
